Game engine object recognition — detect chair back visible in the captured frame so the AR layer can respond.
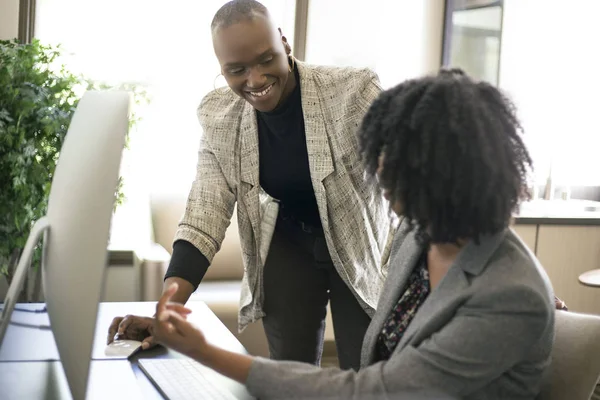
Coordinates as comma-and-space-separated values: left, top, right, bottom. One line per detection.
538, 311, 600, 400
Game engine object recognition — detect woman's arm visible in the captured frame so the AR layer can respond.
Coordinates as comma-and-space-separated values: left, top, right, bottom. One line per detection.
152, 284, 254, 382
246, 285, 552, 399
154, 308, 254, 383
174, 91, 239, 265
155, 283, 552, 399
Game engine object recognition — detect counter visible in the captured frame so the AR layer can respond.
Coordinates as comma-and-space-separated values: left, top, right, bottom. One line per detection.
511, 200, 600, 317
515, 199, 600, 225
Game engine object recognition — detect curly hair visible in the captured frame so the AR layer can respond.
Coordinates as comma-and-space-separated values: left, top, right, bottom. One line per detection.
358, 68, 532, 244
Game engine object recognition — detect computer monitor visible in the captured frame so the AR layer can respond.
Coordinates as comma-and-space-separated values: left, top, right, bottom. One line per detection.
0, 90, 131, 400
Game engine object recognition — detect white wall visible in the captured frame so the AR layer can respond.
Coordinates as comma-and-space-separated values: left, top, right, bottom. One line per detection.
0, 0, 19, 39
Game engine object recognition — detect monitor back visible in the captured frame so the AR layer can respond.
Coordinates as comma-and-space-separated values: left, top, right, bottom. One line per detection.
43, 90, 130, 400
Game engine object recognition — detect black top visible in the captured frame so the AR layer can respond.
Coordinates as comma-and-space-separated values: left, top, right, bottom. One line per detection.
256, 66, 320, 226
164, 66, 320, 289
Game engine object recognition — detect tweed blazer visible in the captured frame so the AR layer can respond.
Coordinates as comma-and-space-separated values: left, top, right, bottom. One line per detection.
245, 220, 555, 400
174, 62, 395, 331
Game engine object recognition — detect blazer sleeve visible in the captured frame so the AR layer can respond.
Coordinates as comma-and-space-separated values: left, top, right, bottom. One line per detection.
245, 283, 552, 399
173, 99, 236, 264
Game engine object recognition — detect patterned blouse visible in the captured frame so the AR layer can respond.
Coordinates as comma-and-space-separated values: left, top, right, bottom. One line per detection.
376, 253, 431, 361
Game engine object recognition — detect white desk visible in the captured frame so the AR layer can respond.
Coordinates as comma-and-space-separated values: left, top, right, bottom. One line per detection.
0, 301, 253, 399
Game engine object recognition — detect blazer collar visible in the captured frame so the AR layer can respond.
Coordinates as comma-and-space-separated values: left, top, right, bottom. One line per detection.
361, 224, 508, 366
296, 61, 335, 182
361, 223, 424, 366
455, 229, 507, 276
240, 100, 259, 187
237, 63, 338, 260
238, 62, 335, 186
395, 229, 507, 349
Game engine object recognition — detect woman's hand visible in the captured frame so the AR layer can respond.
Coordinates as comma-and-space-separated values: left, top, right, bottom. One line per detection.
554, 295, 568, 311
153, 283, 209, 361
107, 314, 155, 348
107, 288, 192, 350
153, 282, 255, 384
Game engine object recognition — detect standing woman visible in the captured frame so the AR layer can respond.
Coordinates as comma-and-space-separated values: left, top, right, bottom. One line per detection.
152, 68, 556, 400
108, 0, 394, 371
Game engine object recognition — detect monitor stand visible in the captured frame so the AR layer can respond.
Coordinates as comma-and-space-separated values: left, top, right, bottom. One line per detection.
0, 217, 50, 345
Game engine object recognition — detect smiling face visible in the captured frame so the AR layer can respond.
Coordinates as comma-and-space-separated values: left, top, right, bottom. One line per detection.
212, 14, 296, 112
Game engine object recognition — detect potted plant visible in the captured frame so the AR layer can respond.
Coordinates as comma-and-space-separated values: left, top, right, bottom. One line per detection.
0, 39, 147, 302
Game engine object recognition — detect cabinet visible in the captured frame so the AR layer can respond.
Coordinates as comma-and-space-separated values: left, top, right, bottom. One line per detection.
512, 223, 600, 315
511, 224, 537, 253
103, 248, 142, 302
536, 226, 600, 315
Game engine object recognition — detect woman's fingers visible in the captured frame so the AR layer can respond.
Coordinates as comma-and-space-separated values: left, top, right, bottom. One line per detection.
156, 282, 179, 316
165, 303, 192, 315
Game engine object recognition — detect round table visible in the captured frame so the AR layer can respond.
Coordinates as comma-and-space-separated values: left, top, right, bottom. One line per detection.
578, 269, 600, 287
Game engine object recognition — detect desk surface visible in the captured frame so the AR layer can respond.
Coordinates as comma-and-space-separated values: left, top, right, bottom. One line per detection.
0, 301, 253, 400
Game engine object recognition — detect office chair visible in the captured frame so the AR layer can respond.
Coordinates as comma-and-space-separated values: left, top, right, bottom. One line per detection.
538, 310, 600, 400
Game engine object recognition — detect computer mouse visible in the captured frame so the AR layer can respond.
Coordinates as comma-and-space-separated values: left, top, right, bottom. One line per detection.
104, 339, 143, 357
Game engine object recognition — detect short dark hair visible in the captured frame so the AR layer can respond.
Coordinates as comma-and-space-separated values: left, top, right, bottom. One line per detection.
358, 68, 532, 244
211, 0, 269, 32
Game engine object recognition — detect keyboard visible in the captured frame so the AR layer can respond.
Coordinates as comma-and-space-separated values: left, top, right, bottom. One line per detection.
138, 358, 238, 400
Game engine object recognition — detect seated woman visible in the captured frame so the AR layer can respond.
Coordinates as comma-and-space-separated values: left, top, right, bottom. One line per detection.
152, 68, 556, 399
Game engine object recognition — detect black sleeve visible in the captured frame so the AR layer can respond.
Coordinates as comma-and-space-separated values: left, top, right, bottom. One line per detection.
163, 240, 210, 289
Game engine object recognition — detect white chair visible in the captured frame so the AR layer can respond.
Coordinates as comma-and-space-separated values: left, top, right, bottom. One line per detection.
538, 311, 600, 400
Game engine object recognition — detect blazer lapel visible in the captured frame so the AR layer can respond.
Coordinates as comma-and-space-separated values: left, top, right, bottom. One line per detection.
297, 62, 335, 182
239, 102, 262, 250
361, 227, 424, 366
297, 63, 335, 232
239, 101, 260, 187
394, 263, 470, 351
394, 229, 507, 352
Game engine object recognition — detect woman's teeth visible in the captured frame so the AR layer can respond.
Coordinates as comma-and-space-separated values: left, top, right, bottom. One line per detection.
250, 84, 273, 97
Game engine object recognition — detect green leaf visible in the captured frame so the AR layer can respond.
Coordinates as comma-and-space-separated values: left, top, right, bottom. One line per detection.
0, 39, 150, 280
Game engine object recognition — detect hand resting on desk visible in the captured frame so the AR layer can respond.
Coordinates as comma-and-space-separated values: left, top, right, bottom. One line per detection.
107, 302, 192, 350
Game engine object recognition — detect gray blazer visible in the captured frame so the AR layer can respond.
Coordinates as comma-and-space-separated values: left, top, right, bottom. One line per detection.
245, 220, 555, 400
174, 62, 395, 331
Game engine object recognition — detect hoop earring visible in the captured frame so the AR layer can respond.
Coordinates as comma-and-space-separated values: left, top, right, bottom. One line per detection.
213, 73, 229, 94
288, 55, 295, 72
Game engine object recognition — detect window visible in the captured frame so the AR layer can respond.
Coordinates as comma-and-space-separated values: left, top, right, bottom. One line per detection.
303, 0, 445, 89
35, 0, 296, 246
443, 0, 600, 189
35, 0, 296, 198
442, 1, 503, 85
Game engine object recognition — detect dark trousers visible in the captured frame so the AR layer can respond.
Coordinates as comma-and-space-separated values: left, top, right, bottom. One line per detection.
261, 216, 372, 371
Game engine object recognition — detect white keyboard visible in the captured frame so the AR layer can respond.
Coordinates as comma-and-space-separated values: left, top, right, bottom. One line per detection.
138, 358, 238, 400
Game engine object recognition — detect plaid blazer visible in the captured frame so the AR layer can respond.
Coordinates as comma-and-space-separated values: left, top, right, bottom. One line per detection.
175, 62, 395, 331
